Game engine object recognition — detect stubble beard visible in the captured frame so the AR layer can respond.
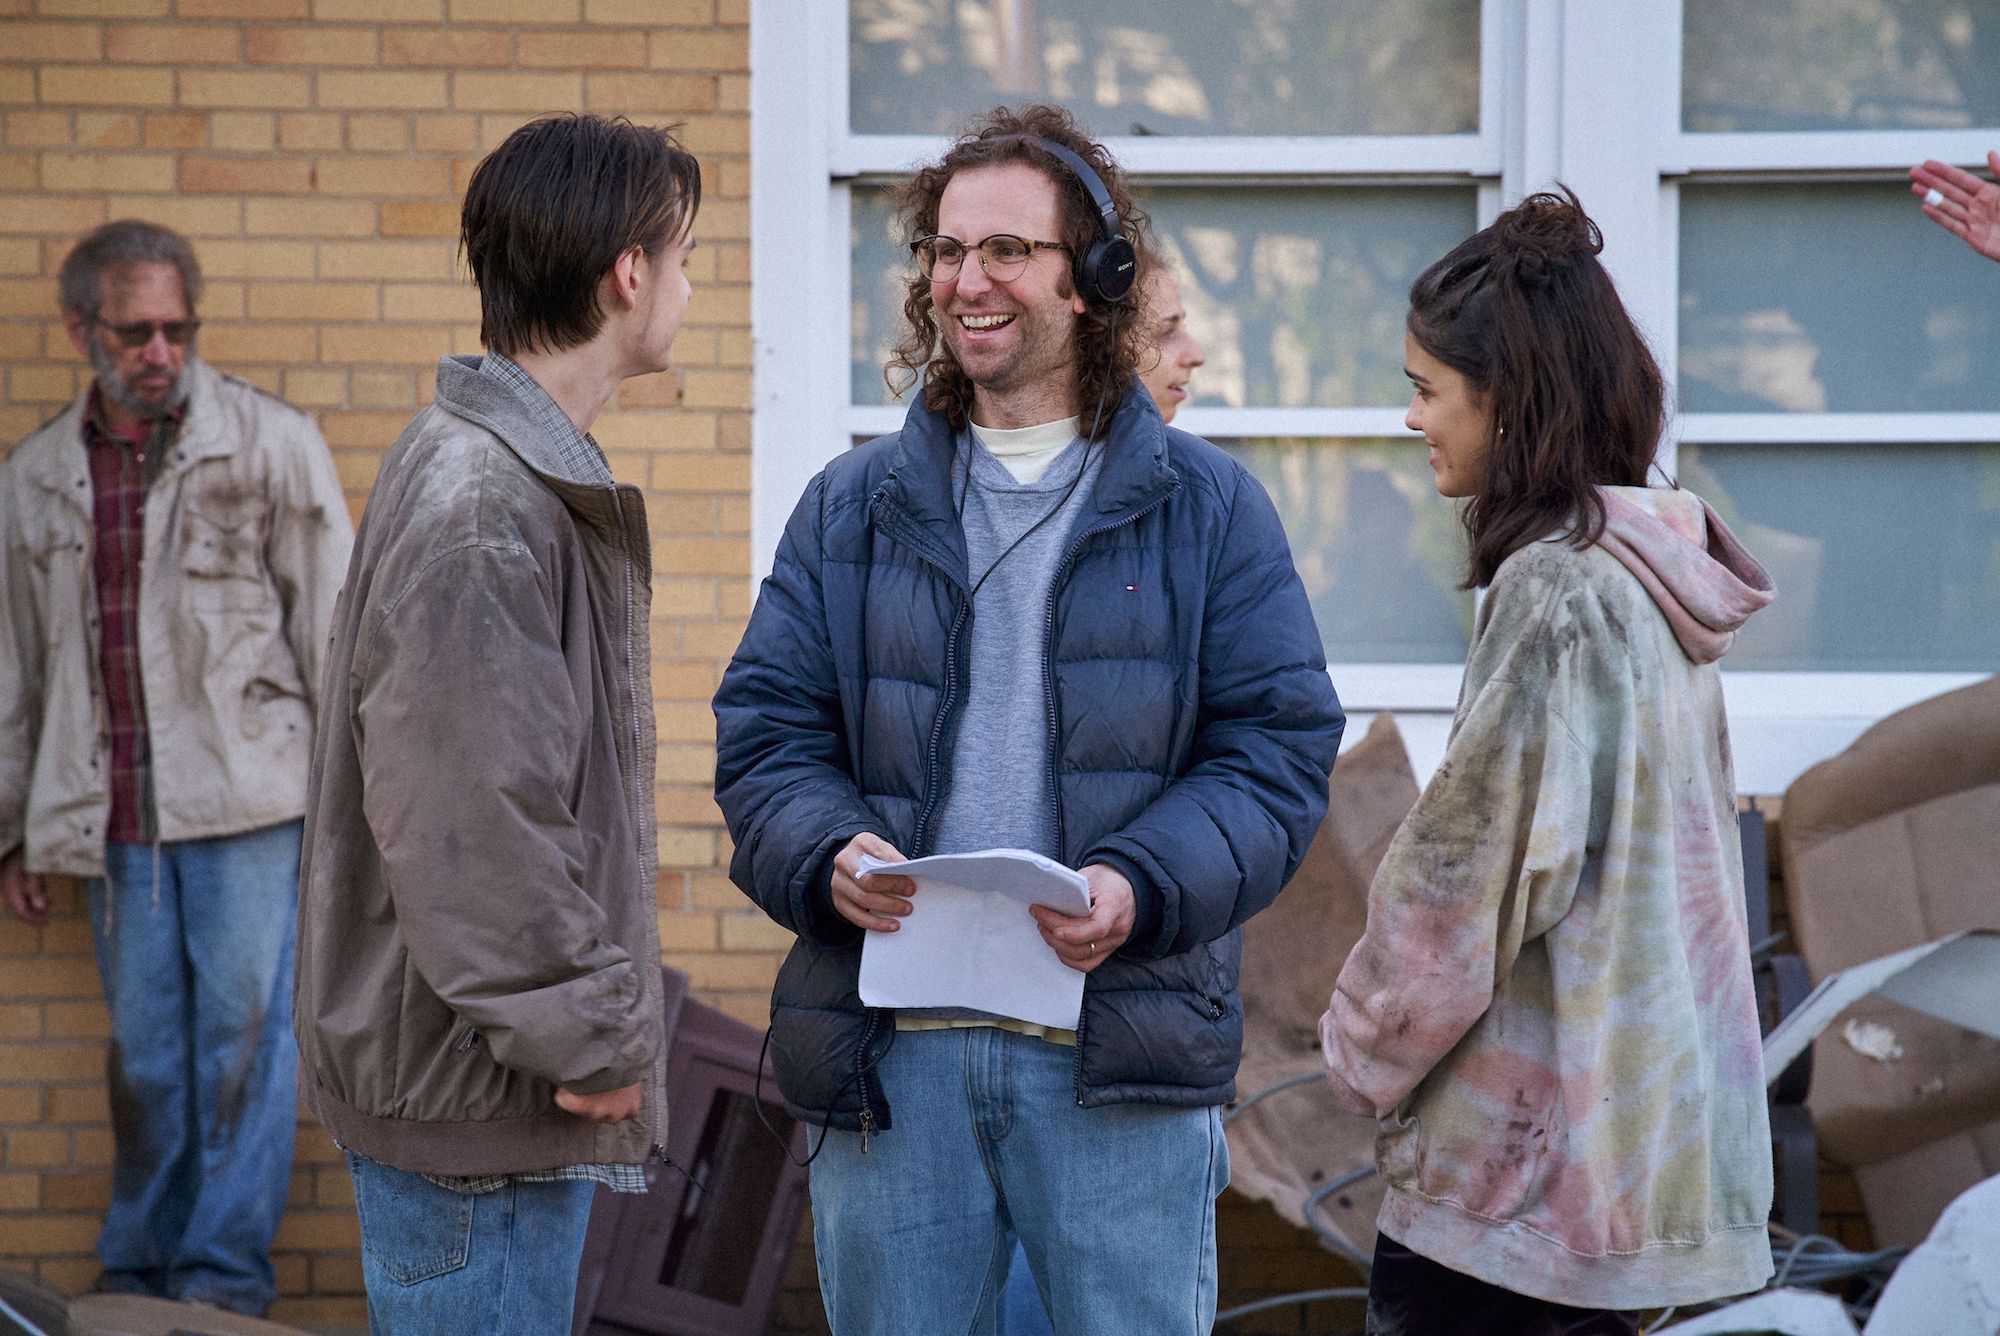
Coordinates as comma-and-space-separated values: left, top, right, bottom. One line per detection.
940, 306, 1078, 408
89, 333, 192, 422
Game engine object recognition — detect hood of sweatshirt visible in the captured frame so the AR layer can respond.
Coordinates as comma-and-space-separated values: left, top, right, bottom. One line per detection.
1592, 485, 1775, 665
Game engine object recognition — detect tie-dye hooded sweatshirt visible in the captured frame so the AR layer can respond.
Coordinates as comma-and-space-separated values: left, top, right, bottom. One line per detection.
1320, 485, 1777, 1310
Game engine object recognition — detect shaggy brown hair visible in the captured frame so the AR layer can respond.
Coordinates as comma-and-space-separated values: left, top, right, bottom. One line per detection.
885, 104, 1153, 439
1407, 187, 1666, 588
462, 114, 701, 357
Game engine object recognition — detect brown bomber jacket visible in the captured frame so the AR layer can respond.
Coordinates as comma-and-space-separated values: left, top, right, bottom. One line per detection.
294, 355, 665, 1176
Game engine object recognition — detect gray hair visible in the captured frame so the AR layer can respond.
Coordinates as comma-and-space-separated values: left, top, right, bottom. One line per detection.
58, 219, 202, 320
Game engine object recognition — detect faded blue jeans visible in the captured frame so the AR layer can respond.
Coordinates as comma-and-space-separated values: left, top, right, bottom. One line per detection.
999, 1232, 1056, 1336
346, 1151, 596, 1336
809, 1026, 1228, 1336
85, 820, 301, 1316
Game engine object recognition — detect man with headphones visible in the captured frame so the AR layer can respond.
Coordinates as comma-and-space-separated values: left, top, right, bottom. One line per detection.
714, 104, 1343, 1334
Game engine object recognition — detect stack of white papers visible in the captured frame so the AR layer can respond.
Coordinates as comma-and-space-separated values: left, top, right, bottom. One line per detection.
855, 848, 1092, 1030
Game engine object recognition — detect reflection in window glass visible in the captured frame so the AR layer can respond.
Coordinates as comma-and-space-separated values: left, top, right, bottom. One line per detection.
1149, 187, 1477, 409
850, 185, 1478, 408
1679, 442, 2000, 671
1223, 438, 1472, 664
850, 0, 1480, 137
852, 187, 913, 405
1684, 0, 2000, 132
1679, 183, 2000, 414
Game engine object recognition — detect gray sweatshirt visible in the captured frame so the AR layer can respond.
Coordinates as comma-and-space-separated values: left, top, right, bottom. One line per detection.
931, 431, 1105, 860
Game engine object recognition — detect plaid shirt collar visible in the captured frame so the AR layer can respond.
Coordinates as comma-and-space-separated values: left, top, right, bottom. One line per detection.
477, 352, 614, 487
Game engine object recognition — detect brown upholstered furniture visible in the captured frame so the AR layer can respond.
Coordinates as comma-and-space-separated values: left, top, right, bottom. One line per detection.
572, 968, 810, 1336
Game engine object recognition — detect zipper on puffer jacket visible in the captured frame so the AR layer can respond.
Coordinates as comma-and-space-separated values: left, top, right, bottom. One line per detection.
850, 497, 972, 1142
871, 497, 971, 860
1042, 481, 1177, 1106
854, 1008, 883, 1153
910, 594, 971, 858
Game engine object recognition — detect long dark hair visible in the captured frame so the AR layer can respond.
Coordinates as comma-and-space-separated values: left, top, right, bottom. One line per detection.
885, 104, 1153, 440
1408, 187, 1665, 588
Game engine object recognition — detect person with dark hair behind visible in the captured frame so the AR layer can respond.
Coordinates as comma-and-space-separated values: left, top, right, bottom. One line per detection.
1319, 189, 1777, 1333
715, 104, 1342, 1335
294, 113, 700, 1334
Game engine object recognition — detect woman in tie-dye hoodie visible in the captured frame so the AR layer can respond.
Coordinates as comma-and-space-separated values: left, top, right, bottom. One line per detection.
1321, 189, 1776, 1333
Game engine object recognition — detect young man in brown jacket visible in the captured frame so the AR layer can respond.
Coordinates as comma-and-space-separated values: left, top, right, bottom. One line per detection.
294, 115, 700, 1335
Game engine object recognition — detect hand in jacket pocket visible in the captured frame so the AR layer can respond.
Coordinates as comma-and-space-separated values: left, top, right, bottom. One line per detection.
555, 1082, 642, 1124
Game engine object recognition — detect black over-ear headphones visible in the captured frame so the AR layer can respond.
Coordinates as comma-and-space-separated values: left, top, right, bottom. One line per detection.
1029, 136, 1138, 306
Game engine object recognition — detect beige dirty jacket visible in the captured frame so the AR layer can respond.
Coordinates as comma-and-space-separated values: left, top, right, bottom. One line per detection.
0, 359, 352, 877
294, 356, 666, 1176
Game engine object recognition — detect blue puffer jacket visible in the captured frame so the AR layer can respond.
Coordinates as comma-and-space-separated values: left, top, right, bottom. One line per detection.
714, 387, 1343, 1132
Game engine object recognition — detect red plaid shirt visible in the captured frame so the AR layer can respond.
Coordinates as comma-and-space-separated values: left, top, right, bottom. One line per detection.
83, 392, 184, 845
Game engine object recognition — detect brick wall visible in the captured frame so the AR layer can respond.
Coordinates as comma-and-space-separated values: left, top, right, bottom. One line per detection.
0, 1, 753, 1326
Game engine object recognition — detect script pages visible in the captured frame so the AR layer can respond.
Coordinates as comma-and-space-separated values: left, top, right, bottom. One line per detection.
855, 848, 1092, 1029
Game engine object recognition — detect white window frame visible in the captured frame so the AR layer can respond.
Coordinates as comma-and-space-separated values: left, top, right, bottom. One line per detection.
753, 0, 1997, 791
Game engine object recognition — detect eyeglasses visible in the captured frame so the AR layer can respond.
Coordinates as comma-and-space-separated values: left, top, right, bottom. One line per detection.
92, 317, 201, 349
910, 234, 1070, 281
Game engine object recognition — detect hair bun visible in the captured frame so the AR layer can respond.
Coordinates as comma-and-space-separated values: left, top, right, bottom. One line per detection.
1492, 186, 1601, 287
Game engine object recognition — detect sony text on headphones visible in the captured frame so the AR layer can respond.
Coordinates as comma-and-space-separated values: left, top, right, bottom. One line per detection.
1026, 136, 1138, 306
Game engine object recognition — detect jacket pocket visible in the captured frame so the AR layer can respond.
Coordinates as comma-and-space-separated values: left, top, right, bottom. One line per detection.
26, 528, 85, 576
179, 495, 270, 610
350, 1152, 474, 1285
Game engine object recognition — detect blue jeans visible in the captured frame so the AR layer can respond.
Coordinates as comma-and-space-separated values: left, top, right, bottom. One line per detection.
86, 821, 301, 1316
999, 1233, 1056, 1336
346, 1152, 596, 1336
809, 1026, 1227, 1336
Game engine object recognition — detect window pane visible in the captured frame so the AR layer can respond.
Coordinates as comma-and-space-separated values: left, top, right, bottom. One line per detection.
1679, 442, 2000, 671
852, 186, 910, 406
851, 185, 1479, 408
1151, 187, 1478, 410
1679, 182, 2000, 413
1222, 438, 1473, 665
850, 0, 1480, 137
1684, 1, 2000, 132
